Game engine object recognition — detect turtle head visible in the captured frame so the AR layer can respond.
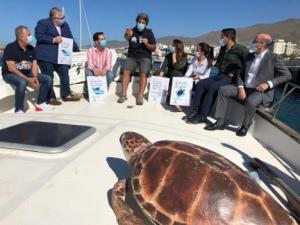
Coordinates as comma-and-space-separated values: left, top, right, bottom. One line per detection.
120, 132, 151, 165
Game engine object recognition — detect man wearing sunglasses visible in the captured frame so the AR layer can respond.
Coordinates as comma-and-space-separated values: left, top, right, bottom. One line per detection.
35, 7, 80, 105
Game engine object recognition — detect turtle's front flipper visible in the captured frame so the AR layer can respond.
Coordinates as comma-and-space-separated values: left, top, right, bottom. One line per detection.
112, 179, 146, 225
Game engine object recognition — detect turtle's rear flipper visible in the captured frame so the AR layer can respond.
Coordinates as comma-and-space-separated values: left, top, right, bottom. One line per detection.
250, 158, 300, 221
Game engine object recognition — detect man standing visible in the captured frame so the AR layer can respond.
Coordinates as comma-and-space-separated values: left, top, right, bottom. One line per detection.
35, 7, 80, 105
84, 32, 113, 95
1, 26, 53, 113
117, 13, 156, 105
186, 28, 249, 124
205, 33, 292, 136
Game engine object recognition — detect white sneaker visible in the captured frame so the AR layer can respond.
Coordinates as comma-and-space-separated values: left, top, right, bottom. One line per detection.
35, 102, 55, 111
15, 110, 25, 114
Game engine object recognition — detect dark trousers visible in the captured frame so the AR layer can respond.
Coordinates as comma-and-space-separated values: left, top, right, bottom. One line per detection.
2, 73, 52, 112
215, 85, 268, 128
193, 74, 232, 117
38, 61, 71, 100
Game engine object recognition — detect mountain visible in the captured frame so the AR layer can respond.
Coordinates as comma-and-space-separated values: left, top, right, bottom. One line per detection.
107, 18, 300, 48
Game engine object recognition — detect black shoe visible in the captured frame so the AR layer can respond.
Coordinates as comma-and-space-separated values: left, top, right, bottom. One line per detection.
236, 126, 249, 136
182, 110, 198, 121
186, 115, 207, 124
204, 122, 225, 131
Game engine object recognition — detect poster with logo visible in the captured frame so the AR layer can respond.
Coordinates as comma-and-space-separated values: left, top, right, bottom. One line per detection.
170, 77, 193, 106
58, 37, 73, 65
148, 76, 170, 104
87, 76, 108, 103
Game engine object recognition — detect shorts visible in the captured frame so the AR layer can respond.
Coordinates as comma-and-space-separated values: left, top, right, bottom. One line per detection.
124, 57, 152, 75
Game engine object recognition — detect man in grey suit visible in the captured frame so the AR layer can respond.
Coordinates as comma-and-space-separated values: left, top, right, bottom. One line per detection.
205, 33, 292, 136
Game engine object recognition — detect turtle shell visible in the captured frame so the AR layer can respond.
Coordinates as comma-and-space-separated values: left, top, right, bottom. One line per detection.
130, 140, 297, 225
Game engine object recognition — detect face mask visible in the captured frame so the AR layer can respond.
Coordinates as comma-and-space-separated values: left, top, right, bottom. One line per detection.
168, 46, 175, 53
26, 35, 34, 44
58, 19, 65, 26
219, 38, 225, 47
99, 40, 107, 47
195, 52, 200, 57
250, 43, 257, 52
137, 23, 146, 32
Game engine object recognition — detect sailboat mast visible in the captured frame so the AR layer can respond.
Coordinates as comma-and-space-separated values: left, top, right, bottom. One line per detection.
79, 0, 82, 49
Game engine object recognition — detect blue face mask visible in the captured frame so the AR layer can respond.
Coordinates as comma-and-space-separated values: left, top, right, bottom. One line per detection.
26, 35, 34, 45
250, 43, 257, 52
99, 40, 107, 47
137, 23, 146, 32
58, 19, 65, 26
168, 46, 175, 53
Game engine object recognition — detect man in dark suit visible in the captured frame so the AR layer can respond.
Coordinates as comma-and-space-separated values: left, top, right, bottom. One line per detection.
205, 33, 292, 136
35, 7, 80, 105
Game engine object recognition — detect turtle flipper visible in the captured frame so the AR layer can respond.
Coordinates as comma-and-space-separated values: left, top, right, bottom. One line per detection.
112, 179, 146, 225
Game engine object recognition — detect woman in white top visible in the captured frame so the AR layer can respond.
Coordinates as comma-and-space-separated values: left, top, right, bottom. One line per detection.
185, 42, 212, 83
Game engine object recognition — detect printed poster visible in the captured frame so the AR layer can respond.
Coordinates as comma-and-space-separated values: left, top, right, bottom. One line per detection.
170, 77, 193, 106
148, 76, 170, 104
58, 37, 73, 65
87, 76, 108, 103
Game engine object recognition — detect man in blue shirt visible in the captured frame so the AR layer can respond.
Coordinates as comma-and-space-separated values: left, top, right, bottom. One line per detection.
35, 7, 80, 105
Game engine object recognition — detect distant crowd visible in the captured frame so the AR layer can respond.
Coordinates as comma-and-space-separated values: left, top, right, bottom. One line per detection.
1, 8, 292, 137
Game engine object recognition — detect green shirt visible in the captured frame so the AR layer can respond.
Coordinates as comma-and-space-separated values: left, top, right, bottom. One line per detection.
216, 44, 249, 76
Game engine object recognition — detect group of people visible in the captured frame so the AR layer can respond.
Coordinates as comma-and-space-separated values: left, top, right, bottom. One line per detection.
1, 10, 292, 137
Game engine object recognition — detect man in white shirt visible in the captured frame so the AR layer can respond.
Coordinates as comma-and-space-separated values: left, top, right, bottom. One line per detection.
205, 33, 292, 136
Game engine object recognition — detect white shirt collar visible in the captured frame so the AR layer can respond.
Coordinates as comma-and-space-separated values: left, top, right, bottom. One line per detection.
255, 49, 268, 59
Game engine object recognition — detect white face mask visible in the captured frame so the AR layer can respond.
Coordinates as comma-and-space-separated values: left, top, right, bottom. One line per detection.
219, 38, 225, 47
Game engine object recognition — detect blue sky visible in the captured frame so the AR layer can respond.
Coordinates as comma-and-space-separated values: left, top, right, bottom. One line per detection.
0, 0, 299, 46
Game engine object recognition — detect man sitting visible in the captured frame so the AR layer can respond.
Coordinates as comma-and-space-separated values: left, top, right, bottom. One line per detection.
1, 25, 53, 113
84, 32, 113, 95
205, 33, 292, 136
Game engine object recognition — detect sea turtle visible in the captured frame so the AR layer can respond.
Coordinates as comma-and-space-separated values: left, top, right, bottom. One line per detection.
111, 132, 297, 225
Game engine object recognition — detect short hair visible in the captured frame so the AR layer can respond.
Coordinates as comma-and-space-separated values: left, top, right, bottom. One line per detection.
136, 13, 149, 25
93, 32, 104, 42
221, 28, 237, 42
49, 7, 62, 18
15, 25, 28, 39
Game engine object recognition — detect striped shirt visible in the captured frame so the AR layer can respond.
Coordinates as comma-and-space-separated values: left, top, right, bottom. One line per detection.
87, 47, 112, 71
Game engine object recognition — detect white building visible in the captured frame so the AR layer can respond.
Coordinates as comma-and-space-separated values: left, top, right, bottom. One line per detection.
272, 39, 297, 56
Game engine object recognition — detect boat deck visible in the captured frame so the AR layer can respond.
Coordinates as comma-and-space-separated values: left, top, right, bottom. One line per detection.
0, 82, 299, 225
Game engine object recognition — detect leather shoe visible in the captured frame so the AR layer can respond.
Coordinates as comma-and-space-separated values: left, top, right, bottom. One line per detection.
236, 126, 249, 136
62, 95, 80, 102
204, 122, 225, 131
186, 115, 207, 124
182, 111, 198, 121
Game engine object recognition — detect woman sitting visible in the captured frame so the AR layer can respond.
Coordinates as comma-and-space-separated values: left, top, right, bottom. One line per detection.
185, 42, 212, 83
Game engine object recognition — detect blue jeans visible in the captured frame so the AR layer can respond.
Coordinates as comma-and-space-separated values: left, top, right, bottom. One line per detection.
84, 69, 114, 94
2, 73, 52, 112
193, 74, 232, 117
38, 61, 71, 100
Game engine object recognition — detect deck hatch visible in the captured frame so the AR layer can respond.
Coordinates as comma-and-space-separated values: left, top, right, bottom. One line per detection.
0, 121, 96, 153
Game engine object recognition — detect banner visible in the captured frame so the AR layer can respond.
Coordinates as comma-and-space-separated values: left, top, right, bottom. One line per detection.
58, 37, 73, 65
170, 77, 193, 106
148, 76, 170, 104
87, 76, 108, 103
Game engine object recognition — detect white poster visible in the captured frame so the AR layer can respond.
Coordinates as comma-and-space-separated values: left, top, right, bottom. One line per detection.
170, 77, 193, 106
87, 76, 108, 103
148, 76, 170, 104
58, 37, 73, 65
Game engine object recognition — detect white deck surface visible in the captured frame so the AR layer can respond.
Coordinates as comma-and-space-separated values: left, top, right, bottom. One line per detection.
0, 82, 299, 225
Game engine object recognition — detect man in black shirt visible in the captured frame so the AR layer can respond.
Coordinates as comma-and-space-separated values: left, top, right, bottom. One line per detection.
2, 25, 53, 113
117, 13, 156, 105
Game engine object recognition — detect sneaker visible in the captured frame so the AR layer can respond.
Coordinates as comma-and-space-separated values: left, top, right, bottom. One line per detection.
49, 98, 62, 105
35, 102, 55, 111
15, 110, 25, 114
117, 96, 128, 103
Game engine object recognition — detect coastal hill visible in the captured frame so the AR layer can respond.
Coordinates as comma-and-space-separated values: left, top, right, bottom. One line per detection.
107, 18, 300, 48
